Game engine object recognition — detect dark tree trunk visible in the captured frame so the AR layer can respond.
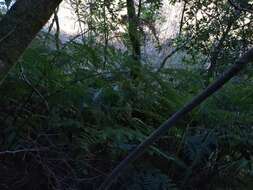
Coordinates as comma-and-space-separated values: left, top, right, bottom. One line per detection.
126, 0, 141, 60
0, 0, 63, 84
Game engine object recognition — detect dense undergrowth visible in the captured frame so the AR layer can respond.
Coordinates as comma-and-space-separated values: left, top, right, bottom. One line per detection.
0, 36, 252, 190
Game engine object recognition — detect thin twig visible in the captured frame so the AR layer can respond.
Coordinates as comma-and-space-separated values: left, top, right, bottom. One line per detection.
0, 28, 15, 43
157, 37, 192, 72
54, 7, 61, 50
20, 65, 49, 112
0, 148, 48, 156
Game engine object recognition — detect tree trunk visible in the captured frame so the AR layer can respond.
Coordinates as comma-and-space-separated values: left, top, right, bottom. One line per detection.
0, 0, 63, 85
126, 0, 141, 60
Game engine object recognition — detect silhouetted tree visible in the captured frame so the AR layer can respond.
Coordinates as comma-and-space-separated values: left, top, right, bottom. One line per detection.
0, 0, 62, 84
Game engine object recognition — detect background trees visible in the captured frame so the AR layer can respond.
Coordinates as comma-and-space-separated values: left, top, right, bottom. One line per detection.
0, 0, 252, 190
180, 0, 253, 80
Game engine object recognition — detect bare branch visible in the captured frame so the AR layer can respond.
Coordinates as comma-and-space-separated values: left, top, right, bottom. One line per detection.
157, 37, 192, 72
0, 148, 49, 156
20, 65, 50, 112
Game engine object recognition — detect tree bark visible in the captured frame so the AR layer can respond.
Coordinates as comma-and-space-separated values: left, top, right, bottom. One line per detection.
126, 0, 141, 60
99, 47, 253, 190
0, 0, 63, 85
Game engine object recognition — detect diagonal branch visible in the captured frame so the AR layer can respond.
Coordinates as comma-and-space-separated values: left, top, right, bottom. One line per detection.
157, 37, 192, 73
99, 47, 253, 190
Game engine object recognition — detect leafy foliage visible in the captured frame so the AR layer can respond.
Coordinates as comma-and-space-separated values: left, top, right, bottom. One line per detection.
0, 0, 253, 190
